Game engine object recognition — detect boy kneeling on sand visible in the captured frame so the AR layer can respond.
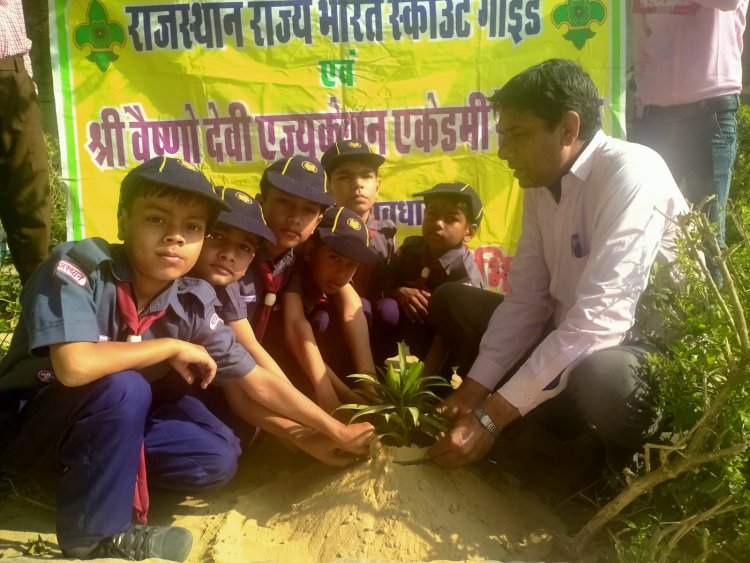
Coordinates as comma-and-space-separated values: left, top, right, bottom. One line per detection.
0, 157, 375, 562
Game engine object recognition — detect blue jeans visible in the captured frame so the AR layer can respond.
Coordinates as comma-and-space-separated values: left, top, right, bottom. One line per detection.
631, 100, 738, 253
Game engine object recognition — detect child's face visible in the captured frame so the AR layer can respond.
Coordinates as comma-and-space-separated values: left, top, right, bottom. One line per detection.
191, 224, 260, 286
259, 188, 323, 251
306, 243, 359, 295
118, 193, 208, 292
329, 160, 380, 218
421, 196, 477, 257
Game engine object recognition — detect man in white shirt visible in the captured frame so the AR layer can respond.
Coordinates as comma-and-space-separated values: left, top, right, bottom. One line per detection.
427, 59, 689, 471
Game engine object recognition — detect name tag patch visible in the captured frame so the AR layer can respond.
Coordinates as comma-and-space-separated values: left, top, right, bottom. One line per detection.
209, 312, 223, 331
56, 260, 87, 286
241, 295, 256, 303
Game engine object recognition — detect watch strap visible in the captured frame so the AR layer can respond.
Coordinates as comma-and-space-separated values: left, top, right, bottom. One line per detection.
472, 407, 500, 438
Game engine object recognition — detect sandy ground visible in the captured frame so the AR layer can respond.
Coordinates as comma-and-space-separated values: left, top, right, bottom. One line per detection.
0, 437, 577, 562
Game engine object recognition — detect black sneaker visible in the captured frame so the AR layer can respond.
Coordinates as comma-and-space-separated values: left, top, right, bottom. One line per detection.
66, 523, 193, 561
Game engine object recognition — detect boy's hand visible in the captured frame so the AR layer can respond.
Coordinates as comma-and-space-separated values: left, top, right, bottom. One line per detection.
394, 287, 431, 323
169, 341, 217, 388
294, 431, 360, 467
334, 422, 377, 456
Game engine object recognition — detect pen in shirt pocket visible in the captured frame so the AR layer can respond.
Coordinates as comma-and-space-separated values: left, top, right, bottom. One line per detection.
570, 233, 585, 258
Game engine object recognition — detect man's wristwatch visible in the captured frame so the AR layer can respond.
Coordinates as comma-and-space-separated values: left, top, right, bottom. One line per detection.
472, 407, 501, 438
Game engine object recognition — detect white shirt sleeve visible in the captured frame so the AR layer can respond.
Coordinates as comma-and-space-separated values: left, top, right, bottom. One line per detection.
467, 139, 686, 415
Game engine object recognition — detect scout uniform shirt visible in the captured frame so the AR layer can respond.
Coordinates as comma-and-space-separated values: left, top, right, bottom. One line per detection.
351, 214, 397, 301
385, 236, 485, 293
212, 281, 247, 323
237, 244, 296, 328
0, 238, 255, 392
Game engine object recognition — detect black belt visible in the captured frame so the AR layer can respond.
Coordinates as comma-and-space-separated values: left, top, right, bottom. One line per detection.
0, 56, 25, 71
642, 94, 739, 120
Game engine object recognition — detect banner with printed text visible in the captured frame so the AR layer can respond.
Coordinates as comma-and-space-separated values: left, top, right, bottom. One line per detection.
51, 0, 624, 293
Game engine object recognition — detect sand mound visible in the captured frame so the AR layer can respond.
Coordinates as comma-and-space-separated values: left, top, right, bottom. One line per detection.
210, 446, 564, 562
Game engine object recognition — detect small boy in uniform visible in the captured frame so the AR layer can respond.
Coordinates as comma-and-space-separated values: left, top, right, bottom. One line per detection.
0, 157, 375, 561
190, 187, 363, 464
320, 139, 396, 303
321, 140, 398, 365
281, 206, 378, 412
382, 182, 485, 362
237, 156, 333, 344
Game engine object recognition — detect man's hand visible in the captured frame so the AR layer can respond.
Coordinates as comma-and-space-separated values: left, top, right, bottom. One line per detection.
428, 411, 495, 469
429, 393, 521, 469
441, 378, 491, 419
394, 287, 431, 323
168, 341, 217, 388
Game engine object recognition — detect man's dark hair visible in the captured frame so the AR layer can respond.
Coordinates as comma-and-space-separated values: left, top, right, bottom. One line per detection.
488, 59, 602, 141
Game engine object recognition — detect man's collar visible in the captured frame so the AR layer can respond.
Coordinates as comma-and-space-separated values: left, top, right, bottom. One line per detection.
547, 130, 605, 202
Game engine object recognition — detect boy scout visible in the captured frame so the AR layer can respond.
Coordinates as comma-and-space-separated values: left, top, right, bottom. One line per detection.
191, 188, 365, 465
382, 182, 485, 359
321, 139, 396, 302
282, 206, 378, 412
0, 157, 375, 561
238, 156, 333, 343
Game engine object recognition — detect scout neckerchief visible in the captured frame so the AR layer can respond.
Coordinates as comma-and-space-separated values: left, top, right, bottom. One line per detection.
254, 260, 283, 342
115, 280, 169, 525
417, 255, 443, 292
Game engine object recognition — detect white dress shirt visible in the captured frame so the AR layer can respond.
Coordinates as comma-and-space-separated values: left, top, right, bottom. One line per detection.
467, 131, 689, 415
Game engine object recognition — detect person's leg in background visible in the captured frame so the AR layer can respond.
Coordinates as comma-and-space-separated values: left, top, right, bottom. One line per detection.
0, 56, 50, 284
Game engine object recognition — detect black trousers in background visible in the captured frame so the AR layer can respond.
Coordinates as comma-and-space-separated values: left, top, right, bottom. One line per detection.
0, 56, 50, 284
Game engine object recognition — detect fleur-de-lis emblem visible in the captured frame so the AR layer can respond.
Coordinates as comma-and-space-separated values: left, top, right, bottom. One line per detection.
552, 0, 607, 50
73, 0, 126, 72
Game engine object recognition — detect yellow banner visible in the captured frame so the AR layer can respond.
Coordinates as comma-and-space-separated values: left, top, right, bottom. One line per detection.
52, 0, 624, 293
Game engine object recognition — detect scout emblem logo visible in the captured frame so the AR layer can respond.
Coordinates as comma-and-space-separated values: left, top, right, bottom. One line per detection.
36, 369, 57, 384
56, 260, 88, 286
348, 141, 362, 148
73, 0, 126, 72
235, 191, 252, 204
551, 0, 607, 50
347, 218, 362, 231
302, 161, 318, 173
209, 312, 222, 331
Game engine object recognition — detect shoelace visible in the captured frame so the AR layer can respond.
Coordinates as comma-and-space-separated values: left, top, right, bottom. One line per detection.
101, 524, 154, 559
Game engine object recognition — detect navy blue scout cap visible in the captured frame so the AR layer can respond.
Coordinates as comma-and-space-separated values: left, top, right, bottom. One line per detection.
121, 156, 230, 211
321, 139, 385, 174
214, 187, 276, 245
261, 156, 335, 207
413, 182, 484, 224
317, 206, 378, 264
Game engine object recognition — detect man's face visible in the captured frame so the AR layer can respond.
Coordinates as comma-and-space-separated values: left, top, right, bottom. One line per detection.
307, 243, 359, 295
496, 109, 569, 189
191, 224, 260, 286
258, 188, 323, 251
329, 160, 380, 218
118, 193, 207, 296
421, 196, 476, 257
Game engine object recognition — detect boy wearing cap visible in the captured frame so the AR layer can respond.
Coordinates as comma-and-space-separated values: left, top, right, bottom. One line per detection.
190, 188, 362, 465
0, 157, 375, 561
382, 182, 485, 361
320, 139, 396, 303
237, 156, 333, 344
281, 206, 378, 412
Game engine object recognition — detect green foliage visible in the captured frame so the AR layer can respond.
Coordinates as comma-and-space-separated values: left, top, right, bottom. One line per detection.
730, 104, 750, 209
337, 342, 451, 447
612, 207, 750, 562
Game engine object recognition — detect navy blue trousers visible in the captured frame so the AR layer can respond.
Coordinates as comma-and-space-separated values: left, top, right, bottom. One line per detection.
2, 371, 240, 552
